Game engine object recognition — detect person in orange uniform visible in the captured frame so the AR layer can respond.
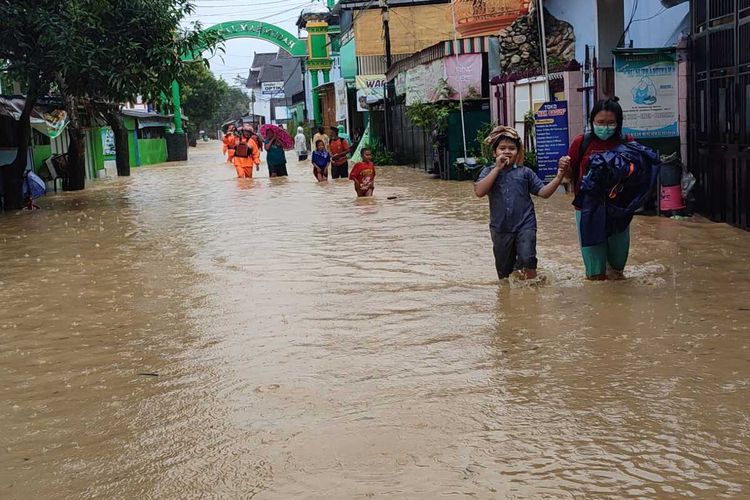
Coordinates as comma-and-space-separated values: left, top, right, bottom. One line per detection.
232, 125, 261, 178
222, 123, 238, 163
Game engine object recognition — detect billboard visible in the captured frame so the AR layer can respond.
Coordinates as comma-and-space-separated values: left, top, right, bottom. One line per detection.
261, 81, 285, 97
355, 74, 386, 112
614, 49, 678, 139
335, 79, 348, 122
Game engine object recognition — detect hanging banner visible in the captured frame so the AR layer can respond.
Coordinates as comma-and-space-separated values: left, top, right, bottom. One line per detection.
425, 59, 447, 102
335, 79, 348, 122
614, 48, 678, 139
406, 65, 426, 106
444, 54, 483, 100
355, 74, 386, 112
101, 129, 116, 156
395, 72, 407, 97
534, 101, 569, 182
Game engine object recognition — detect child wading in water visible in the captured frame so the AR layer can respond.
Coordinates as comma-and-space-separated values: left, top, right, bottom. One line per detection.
349, 148, 376, 197
474, 126, 568, 280
311, 140, 330, 182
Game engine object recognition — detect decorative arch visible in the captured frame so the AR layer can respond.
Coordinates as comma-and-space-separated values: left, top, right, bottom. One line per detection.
183, 20, 307, 60
172, 20, 309, 148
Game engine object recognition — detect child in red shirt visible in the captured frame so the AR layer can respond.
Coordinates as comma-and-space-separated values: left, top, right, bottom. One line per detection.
349, 148, 376, 197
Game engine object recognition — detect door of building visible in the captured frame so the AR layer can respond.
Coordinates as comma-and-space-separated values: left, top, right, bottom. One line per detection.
691, 0, 750, 230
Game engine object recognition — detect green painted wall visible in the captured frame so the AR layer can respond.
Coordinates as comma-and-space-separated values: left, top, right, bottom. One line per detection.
137, 139, 167, 165
447, 108, 491, 180
32, 144, 51, 173
340, 38, 357, 80
90, 127, 106, 172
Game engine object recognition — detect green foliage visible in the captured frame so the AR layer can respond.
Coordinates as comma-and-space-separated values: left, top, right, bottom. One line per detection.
405, 101, 458, 137
206, 86, 250, 133
0, 1, 68, 96
524, 108, 536, 152
59, 0, 223, 105
473, 122, 494, 165
181, 63, 228, 131
365, 138, 393, 165
524, 150, 538, 171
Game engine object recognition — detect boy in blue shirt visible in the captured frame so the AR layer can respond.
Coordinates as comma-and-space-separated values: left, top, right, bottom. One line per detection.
474, 126, 568, 280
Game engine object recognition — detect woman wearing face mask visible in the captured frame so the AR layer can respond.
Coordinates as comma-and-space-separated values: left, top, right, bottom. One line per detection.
559, 98, 632, 280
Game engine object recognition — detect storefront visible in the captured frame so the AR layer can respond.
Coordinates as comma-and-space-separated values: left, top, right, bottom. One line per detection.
386, 36, 492, 179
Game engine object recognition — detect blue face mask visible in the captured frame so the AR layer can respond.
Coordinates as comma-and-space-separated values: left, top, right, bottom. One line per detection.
593, 125, 617, 140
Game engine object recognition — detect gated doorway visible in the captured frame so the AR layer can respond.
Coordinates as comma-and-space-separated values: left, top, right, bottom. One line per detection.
690, 0, 750, 230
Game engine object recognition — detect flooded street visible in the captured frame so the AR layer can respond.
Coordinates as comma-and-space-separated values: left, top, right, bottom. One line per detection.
2, 142, 749, 498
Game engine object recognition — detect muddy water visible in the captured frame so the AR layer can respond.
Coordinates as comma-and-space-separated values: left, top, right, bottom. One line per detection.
1, 142, 749, 499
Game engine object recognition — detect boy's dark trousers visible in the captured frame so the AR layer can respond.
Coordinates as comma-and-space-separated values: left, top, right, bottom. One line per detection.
331, 163, 349, 179
490, 229, 538, 279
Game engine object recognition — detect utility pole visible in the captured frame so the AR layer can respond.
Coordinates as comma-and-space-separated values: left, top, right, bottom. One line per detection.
537, 0, 550, 102
380, 0, 392, 150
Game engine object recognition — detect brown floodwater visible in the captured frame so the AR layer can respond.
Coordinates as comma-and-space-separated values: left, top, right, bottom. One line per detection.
1, 142, 749, 499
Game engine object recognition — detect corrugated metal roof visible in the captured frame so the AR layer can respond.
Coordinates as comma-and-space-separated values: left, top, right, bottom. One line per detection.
251, 52, 277, 69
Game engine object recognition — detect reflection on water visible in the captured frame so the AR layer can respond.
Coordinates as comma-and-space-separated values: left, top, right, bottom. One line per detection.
1, 142, 749, 498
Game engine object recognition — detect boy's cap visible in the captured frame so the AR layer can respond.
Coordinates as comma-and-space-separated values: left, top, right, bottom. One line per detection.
485, 125, 521, 149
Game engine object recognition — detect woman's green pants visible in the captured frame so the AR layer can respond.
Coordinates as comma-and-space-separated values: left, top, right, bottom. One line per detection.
575, 211, 630, 278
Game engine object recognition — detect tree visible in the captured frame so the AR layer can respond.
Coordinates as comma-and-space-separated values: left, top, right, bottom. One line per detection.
0, 0, 221, 207
61, 0, 222, 178
0, 1, 68, 209
205, 86, 250, 135
181, 63, 227, 142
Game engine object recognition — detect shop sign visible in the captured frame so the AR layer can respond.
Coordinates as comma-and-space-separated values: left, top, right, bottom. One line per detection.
355, 74, 386, 112
534, 100, 569, 182
614, 49, 678, 139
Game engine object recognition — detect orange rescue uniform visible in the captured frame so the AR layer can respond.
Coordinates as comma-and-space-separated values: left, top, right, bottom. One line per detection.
232, 135, 261, 178
223, 133, 238, 163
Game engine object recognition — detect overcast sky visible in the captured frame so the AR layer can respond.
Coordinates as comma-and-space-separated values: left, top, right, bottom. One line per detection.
184, 0, 318, 90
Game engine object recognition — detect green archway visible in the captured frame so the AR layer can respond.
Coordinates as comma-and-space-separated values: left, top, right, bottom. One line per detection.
199, 20, 306, 58
173, 20, 307, 137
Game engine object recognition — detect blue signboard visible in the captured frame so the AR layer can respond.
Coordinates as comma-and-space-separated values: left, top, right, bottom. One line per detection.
534, 101, 569, 182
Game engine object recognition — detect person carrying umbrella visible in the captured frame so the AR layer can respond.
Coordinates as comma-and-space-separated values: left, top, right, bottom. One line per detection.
232, 124, 261, 178
259, 124, 294, 178
264, 129, 289, 177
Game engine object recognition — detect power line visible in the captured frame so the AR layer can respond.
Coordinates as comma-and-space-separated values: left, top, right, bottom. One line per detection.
190, 0, 309, 12
633, 7, 667, 23
186, 3, 311, 19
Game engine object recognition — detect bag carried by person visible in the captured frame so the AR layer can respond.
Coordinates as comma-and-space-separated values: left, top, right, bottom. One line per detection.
234, 141, 250, 158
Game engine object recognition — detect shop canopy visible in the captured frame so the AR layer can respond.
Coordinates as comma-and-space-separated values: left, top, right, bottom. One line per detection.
120, 109, 175, 130
0, 96, 69, 139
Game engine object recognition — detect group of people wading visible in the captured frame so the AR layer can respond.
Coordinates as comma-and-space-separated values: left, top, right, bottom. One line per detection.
222, 123, 288, 179
220, 98, 655, 282
222, 123, 375, 197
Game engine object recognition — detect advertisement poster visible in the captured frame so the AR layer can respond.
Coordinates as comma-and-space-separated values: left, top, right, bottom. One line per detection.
614, 49, 678, 138
274, 106, 289, 120
534, 101, 569, 182
335, 79, 348, 122
261, 81, 285, 97
405, 65, 426, 105
355, 74, 386, 112
424, 59, 447, 102
101, 129, 116, 156
444, 54, 482, 100
395, 72, 407, 97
